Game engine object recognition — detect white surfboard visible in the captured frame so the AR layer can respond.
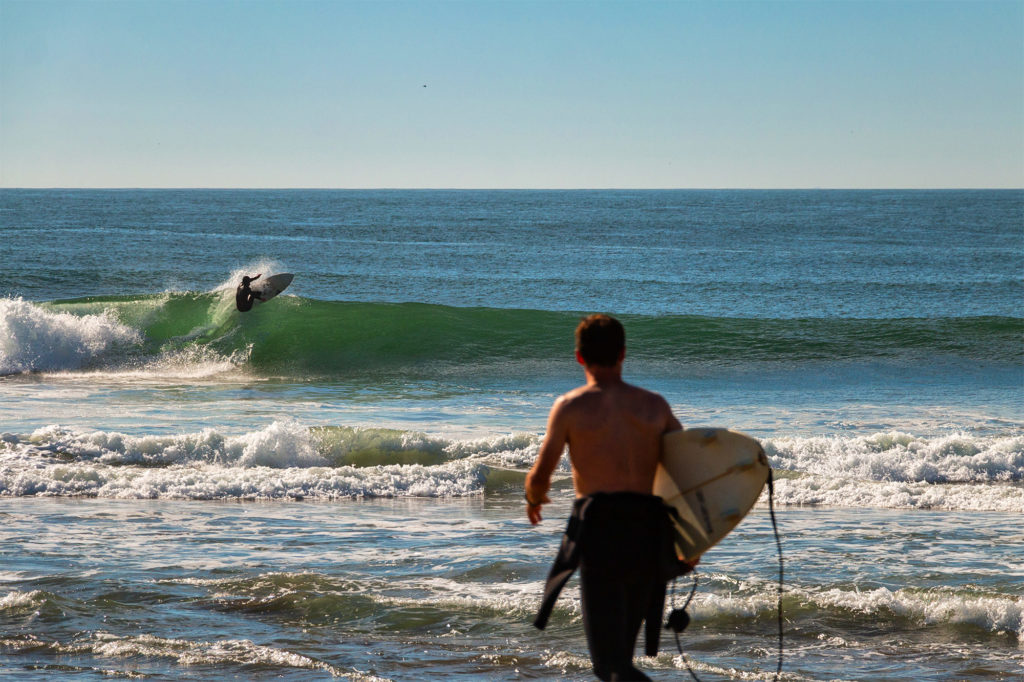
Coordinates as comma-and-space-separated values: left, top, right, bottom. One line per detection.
251, 273, 294, 303
653, 428, 770, 561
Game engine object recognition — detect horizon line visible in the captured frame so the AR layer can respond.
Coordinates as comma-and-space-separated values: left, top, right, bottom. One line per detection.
2, 186, 1022, 192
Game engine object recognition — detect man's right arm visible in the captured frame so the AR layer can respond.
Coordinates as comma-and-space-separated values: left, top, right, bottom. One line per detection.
525, 397, 569, 525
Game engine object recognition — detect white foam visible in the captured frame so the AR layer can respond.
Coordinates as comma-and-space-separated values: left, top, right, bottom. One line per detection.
492, 431, 1024, 489
0, 297, 141, 374
4, 425, 1022, 510
376, 574, 558, 620
234, 420, 327, 468
312, 426, 550, 468
539, 649, 592, 675
2, 631, 390, 680
760, 431, 1024, 512
11, 422, 542, 470
0, 589, 47, 611
766, 432, 1024, 484
16, 421, 324, 468
662, 581, 1024, 643
43, 343, 249, 381
806, 585, 1024, 643
771, 473, 1024, 513
444, 432, 540, 460
0, 425, 490, 499
0, 294, 248, 380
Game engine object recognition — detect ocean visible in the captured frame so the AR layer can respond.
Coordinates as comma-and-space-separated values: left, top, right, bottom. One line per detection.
1, 189, 1021, 680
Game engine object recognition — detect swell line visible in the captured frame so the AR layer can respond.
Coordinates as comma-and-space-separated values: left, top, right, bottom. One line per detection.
4, 294, 1021, 376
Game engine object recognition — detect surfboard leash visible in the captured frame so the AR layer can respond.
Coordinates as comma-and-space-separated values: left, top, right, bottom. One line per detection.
667, 468, 785, 681
667, 571, 702, 681
767, 467, 784, 681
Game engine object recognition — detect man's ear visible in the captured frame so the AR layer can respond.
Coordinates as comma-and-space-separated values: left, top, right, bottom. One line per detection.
619, 347, 626, 363
575, 350, 585, 366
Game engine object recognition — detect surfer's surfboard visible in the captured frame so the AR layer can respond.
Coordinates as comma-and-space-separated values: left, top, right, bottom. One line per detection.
251, 273, 293, 303
653, 428, 770, 561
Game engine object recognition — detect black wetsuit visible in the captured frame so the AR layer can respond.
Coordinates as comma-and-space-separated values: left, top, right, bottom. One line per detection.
534, 492, 689, 681
235, 283, 255, 312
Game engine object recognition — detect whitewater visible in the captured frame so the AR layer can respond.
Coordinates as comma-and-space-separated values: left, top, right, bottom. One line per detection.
1, 189, 1022, 680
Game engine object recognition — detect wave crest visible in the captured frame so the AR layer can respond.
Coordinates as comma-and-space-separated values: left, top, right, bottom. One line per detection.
11, 295, 1021, 378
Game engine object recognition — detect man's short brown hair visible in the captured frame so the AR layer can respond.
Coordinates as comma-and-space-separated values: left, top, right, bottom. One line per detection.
575, 314, 625, 367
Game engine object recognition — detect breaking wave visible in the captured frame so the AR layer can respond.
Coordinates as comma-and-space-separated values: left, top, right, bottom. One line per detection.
1, 424, 1021, 511
3, 294, 1020, 378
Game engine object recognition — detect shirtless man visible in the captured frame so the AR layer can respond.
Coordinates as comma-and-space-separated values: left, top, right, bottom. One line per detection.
526, 314, 684, 681
235, 274, 261, 312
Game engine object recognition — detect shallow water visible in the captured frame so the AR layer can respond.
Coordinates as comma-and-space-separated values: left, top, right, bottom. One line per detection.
1, 497, 1021, 680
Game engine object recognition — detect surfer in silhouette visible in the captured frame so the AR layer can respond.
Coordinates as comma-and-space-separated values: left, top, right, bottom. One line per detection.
235, 274, 262, 312
527, 314, 694, 681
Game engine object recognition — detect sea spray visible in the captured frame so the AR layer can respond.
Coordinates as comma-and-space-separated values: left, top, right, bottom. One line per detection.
0, 297, 141, 374
236, 420, 327, 468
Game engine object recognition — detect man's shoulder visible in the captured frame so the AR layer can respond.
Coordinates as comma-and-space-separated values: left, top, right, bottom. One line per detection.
555, 382, 669, 418
554, 385, 592, 408
552, 384, 611, 418
622, 381, 669, 402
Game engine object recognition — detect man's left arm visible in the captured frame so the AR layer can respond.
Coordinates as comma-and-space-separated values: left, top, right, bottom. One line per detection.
661, 394, 682, 433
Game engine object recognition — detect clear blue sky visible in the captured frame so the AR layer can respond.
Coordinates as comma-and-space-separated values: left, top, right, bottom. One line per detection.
2, 0, 1022, 188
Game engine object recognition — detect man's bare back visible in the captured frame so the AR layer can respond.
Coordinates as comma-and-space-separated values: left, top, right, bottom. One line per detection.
525, 346, 680, 525
557, 379, 678, 496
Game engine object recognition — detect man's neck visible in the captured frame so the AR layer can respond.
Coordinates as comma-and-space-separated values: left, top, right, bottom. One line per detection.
584, 363, 623, 387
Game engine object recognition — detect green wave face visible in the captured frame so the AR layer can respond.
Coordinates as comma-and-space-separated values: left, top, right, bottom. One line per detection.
40, 294, 1023, 378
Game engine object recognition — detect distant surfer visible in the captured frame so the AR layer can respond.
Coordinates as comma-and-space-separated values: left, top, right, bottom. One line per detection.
235, 273, 262, 312
526, 314, 694, 681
